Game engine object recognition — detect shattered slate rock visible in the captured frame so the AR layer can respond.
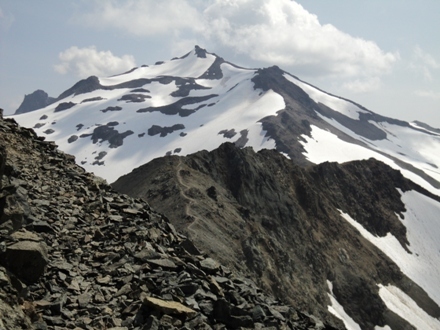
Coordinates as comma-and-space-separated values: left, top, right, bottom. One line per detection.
200, 257, 220, 273
141, 294, 197, 318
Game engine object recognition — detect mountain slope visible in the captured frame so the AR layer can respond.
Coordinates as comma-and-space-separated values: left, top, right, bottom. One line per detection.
113, 142, 440, 330
0, 115, 336, 329
10, 46, 440, 196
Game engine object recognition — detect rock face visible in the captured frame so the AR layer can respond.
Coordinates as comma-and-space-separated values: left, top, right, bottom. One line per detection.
15, 90, 55, 114
113, 142, 440, 329
0, 115, 333, 328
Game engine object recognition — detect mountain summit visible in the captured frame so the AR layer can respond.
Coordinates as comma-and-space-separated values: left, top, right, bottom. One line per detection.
7, 46, 440, 329
11, 46, 440, 195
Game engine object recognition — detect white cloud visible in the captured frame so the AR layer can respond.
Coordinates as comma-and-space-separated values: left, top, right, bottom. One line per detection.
411, 46, 439, 81
54, 46, 136, 78
0, 6, 15, 32
414, 90, 440, 100
74, 0, 204, 37
73, 0, 399, 91
203, 0, 398, 78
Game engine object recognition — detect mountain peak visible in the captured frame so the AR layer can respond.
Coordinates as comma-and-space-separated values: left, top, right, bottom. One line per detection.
14, 89, 55, 115
194, 45, 207, 58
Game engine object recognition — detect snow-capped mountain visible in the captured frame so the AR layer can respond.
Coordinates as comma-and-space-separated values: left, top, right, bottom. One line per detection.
8, 46, 440, 328
11, 46, 440, 196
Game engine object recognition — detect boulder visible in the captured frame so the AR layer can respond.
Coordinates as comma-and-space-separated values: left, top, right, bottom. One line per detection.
141, 294, 197, 318
0, 240, 48, 284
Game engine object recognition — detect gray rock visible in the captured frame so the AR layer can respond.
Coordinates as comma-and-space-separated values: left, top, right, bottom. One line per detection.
0, 240, 48, 284
200, 258, 219, 273
77, 292, 92, 308
147, 258, 177, 269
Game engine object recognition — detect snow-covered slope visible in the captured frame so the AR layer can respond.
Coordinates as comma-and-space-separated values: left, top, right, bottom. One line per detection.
11, 47, 284, 182
11, 46, 440, 195
340, 187, 440, 329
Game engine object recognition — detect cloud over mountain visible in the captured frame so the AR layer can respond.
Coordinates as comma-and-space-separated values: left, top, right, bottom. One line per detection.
73, 0, 398, 92
54, 46, 136, 78
411, 45, 440, 81
75, 0, 204, 36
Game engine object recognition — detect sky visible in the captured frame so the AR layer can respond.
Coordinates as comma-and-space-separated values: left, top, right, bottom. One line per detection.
1, 0, 439, 127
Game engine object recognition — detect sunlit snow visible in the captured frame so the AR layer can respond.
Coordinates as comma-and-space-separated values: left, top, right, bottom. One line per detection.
99, 48, 217, 85
326, 280, 362, 330
339, 188, 440, 307
378, 284, 440, 330
284, 74, 369, 120
301, 125, 440, 196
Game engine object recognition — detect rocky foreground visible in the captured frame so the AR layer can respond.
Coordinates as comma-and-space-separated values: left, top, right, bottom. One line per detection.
0, 114, 336, 329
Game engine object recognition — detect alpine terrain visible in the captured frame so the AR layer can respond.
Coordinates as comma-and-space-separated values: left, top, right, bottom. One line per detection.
0, 112, 332, 329
9, 46, 440, 329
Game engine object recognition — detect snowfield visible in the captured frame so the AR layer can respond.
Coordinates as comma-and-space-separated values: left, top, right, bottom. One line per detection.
327, 280, 362, 330
12, 49, 285, 182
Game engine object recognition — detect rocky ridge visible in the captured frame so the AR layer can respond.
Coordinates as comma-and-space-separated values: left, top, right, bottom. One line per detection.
15, 90, 56, 115
113, 142, 440, 329
0, 113, 334, 329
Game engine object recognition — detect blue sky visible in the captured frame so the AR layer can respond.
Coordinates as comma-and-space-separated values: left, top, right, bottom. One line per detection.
1, 0, 439, 127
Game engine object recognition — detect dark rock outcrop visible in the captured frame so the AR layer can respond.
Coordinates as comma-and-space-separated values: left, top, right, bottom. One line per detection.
54, 102, 76, 112
148, 124, 185, 137
15, 90, 55, 114
0, 231, 48, 284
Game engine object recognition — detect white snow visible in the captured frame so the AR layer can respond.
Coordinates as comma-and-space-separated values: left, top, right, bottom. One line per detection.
326, 280, 362, 330
301, 125, 440, 196
339, 188, 440, 307
410, 122, 440, 136
301, 124, 380, 163
378, 284, 440, 330
99, 48, 217, 85
284, 74, 369, 120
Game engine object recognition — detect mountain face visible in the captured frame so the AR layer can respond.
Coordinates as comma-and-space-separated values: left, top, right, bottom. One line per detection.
9, 46, 440, 329
11, 46, 440, 197
14, 89, 55, 115
113, 142, 440, 329
0, 114, 335, 329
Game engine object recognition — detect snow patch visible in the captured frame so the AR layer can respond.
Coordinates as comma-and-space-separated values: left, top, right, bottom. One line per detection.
326, 280, 361, 330
339, 188, 440, 306
378, 284, 440, 330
